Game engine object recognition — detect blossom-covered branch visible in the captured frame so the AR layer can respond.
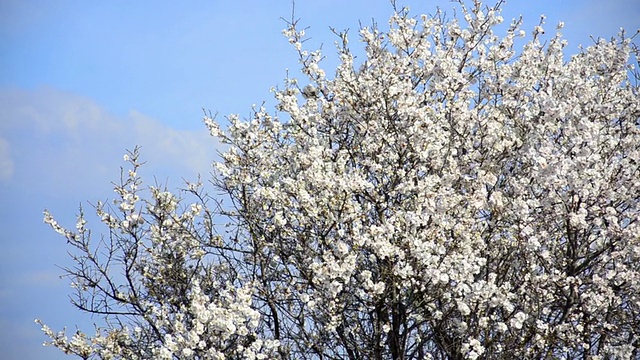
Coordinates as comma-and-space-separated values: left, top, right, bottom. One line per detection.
40, 0, 639, 358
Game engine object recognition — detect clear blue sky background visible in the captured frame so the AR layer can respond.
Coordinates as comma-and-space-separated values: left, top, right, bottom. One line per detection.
0, 1, 638, 359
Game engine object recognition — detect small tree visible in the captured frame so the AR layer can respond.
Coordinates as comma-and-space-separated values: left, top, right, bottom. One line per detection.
38, 1, 640, 358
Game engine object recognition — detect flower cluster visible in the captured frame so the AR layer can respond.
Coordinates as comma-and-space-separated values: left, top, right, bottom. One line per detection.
38, 148, 279, 359
40, 0, 640, 359
211, 1, 640, 357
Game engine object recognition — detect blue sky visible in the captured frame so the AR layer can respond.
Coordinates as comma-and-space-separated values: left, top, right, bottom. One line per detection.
0, 1, 638, 359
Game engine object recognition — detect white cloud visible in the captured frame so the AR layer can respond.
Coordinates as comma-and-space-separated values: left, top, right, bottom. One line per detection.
0, 87, 220, 198
130, 109, 218, 180
0, 135, 14, 181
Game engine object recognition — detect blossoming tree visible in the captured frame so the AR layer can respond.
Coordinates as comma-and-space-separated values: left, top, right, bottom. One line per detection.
38, 0, 640, 358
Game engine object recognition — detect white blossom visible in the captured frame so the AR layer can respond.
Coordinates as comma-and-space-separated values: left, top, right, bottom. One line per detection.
39, 2, 640, 359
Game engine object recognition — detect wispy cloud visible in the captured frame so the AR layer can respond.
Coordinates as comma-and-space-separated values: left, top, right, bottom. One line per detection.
0, 135, 13, 181
0, 87, 219, 196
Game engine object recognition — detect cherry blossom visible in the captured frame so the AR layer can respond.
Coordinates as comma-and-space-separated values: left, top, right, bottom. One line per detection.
39, 1, 639, 358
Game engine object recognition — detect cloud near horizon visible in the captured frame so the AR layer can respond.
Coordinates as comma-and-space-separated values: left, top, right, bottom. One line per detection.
0, 86, 219, 198
0, 136, 13, 181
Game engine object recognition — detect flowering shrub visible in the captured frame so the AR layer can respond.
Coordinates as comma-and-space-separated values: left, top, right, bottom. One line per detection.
38, 0, 640, 358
